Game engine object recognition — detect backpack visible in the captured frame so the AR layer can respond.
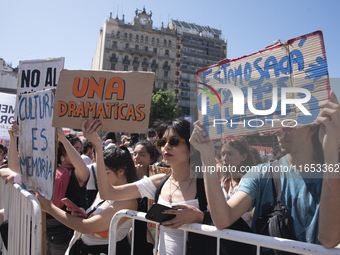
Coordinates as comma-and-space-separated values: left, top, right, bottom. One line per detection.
154, 174, 255, 255
255, 161, 297, 255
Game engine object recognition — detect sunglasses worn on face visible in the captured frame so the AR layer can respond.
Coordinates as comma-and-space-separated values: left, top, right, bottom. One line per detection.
155, 137, 186, 147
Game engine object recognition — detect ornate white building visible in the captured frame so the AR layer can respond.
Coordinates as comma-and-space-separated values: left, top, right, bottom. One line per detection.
92, 7, 227, 110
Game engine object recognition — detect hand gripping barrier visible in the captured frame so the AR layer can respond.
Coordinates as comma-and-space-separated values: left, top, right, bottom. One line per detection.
109, 209, 340, 255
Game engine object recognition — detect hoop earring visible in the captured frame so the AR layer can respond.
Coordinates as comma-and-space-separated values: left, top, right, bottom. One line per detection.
61, 155, 65, 162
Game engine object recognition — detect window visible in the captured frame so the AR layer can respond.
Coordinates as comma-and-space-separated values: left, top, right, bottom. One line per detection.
152, 60, 157, 64
134, 57, 138, 62
125, 43, 129, 49
164, 61, 168, 66
145, 36, 148, 42
112, 41, 117, 48
169, 40, 171, 46
129, 34, 132, 39
141, 36, 144, 41
136, 35, 139, 40
117, 31, 120, 37
112, 53, 116, 58
164, 39, 167, 45
153, 48, 157, 53
143, 58, 147, 63
135, 45, 139, 49
111, 64, 115, 70
165, 50, 169, 56
152, 38, 155, 43
124, 33, 127, 38
145, 46, 148, 51
156, 38, 159, 44
133, 66, 138, 71
164, 71, 168, 77
124, 65, 128, 71
163, 83, 167, 89
143, 68, 147, 71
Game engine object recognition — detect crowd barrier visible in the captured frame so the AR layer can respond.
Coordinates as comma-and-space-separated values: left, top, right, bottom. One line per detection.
0, 179, 42, 255
109, 209, 340, 255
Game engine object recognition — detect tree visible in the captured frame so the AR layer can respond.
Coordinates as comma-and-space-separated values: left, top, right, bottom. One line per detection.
149, 88, 183, 128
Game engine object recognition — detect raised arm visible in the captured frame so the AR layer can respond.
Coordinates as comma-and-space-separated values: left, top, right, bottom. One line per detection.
57, 127, 89, 183
189, 121, 252, 229
39, 194, 137, 234
7, 120, 20, 173
81, 119, 164, 201
317, 91, 340, 248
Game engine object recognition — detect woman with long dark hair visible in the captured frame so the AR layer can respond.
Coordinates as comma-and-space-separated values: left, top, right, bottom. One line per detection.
82, 118, 205, 255
39, 146, 138, 255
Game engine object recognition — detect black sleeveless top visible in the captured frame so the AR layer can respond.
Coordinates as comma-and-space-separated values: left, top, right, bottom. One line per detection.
65, 168, 87, 209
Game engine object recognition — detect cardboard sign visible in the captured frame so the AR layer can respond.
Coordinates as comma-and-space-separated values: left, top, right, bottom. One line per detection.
0, 92, 16, 140
52, 70, 154, 133
196, 31, 330, 140
18, 89, 56, 200
17, 57, 65, 95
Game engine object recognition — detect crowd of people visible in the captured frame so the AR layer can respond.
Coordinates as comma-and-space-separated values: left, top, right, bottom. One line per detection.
0, 90, 339, 255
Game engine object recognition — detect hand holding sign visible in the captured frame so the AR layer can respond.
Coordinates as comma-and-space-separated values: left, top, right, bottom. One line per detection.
8, 120, 19, 138
189, 121, 215, 161
317, 90, 340, 154
81, 119, 102, 148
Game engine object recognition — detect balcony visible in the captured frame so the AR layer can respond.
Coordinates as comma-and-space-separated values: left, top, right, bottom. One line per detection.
110, 57, 118, 63
132, 60, 139, 66
163, 64, 170, 70
130, 48, 154, 57
142, 62, 149, 68
123, 59, 130, 65
151, 63, 158, 69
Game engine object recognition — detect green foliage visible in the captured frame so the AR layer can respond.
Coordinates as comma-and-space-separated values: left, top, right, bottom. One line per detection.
149, 88, 183, 128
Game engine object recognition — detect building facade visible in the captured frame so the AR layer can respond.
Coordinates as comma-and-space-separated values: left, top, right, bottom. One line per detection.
92, 8, 177, 92
169, 20, 227, 109
92, 8, 227, 110
0, 58, 18, 94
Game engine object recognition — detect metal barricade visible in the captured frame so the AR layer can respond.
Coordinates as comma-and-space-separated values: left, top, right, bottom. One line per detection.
0, 179, 42, 255
109, 209, 340, 255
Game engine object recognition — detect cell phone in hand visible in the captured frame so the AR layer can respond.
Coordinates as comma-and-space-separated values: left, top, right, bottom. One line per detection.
61, 198, 87, 218
145, 203, 176, 222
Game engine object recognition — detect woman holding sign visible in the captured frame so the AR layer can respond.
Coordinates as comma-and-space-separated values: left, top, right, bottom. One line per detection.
82, 118, 206, 255
44, 129, 89, 255
39, 145, 138, 255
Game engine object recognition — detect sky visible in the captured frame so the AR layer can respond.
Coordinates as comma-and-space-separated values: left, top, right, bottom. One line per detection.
1, 0, 340, 96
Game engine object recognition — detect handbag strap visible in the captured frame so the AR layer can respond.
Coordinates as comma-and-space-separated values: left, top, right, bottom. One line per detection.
271, 160, 282, 202
86, 199, 106, 218
91, 165, 98, 190
155, 173, 171, 203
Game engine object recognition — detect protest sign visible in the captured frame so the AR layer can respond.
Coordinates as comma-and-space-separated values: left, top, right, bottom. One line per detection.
0, 92, 16, 140
17, 57, 65, 95
52, 70, 154, 133
196, 30, 330, 140
18, 89, 56, 200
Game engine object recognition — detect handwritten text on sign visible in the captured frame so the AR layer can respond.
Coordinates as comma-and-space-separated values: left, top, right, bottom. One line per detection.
18, 89, 56, 200
17, 57, 65, 95
52, 70, 154, 133
196, 30, 330, 140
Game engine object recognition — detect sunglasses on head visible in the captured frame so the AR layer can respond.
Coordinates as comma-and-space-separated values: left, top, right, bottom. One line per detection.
155, 137, 186, 147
